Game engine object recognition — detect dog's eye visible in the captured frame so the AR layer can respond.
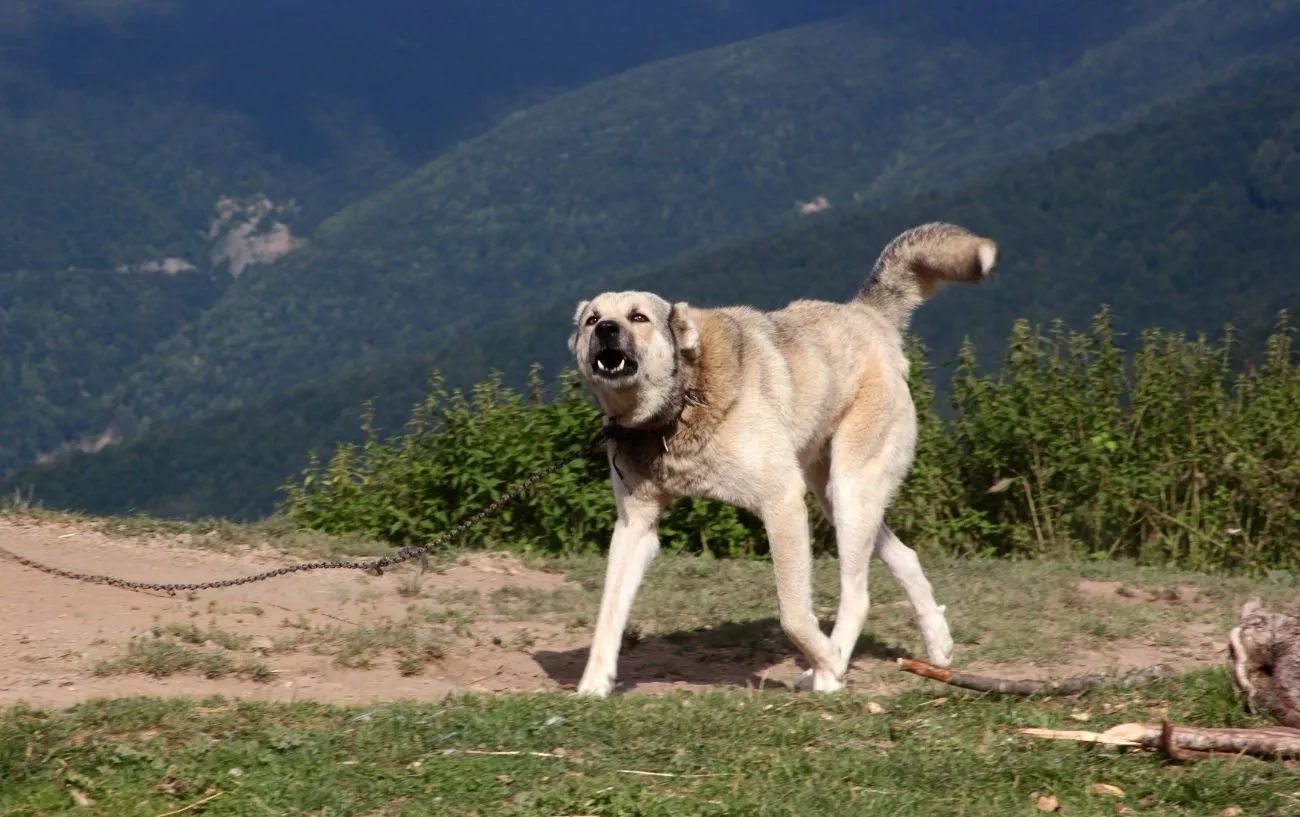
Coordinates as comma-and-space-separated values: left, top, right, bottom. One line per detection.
629, 313, 648, 323
585, 314, 599, 326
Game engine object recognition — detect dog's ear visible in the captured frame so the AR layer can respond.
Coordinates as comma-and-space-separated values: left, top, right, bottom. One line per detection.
568, 300, 590, 355
669, 302, 700, 359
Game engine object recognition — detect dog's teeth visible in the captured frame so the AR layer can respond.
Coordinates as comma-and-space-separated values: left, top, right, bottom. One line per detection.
614, 360, 625, 372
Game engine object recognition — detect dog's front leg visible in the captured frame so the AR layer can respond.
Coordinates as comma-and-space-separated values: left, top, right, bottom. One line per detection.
576, 482, 665, 697
764, 483, 844, 693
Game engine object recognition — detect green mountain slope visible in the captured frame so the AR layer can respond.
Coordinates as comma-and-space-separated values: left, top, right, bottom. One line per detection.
0, 60, 412, 476
0, 59, 409, 275
0, 79, 301, 273
15, 50, 1300, 521
75, 0, 1300, 451
0, 268, 226, 470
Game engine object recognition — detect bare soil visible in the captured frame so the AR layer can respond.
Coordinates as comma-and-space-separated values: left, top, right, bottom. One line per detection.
0, 517, 1254, 709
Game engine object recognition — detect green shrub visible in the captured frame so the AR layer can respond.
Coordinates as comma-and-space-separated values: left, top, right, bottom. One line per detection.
939, 308, 1300, 572
283, 309, 1300, 573
281, 364, 768, 557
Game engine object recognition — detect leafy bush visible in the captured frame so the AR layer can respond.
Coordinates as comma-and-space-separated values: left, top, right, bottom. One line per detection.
944, 308, 1300, 572
284, 309, 1300, 573
282, 365, 767, 557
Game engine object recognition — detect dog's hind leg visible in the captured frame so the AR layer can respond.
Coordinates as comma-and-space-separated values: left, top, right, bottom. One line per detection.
820, 451, 899, 682
874, 524, 953, 668
577, 481, 666, 697
818, 383, 952, 680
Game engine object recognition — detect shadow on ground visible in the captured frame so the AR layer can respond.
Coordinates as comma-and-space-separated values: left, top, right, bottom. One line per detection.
533, 617, 915, 692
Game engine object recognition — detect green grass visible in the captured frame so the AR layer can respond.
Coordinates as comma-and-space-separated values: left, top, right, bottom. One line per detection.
3, 510, 1297, 813
21, 501, 1292, 687
538, 552, 1296, 668
91, 638, 274, 684
1, 670, 1290, 816
140, 613, 454, 678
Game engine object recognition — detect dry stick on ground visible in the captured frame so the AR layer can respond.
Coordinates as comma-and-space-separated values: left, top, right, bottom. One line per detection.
1156, 720, 1300, 761
896, 658, 1176, 696
1021, 722, 1300, 760
153, 790, 223, 817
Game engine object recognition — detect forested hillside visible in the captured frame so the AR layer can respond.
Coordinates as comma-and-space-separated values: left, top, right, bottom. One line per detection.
14, 50, 1299, 521
0, 0, 865, 475
49, 0, 1300, 462
0, 269, 226, 470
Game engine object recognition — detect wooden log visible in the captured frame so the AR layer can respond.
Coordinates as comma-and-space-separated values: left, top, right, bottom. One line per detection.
1021, 721, 1300, 760
896, 658, 1175, 696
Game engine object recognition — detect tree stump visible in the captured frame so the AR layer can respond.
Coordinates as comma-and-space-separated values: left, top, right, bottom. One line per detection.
1228, 597, 1300, 728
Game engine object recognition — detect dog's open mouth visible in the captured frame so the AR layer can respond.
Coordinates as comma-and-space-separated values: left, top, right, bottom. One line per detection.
593, 349, 638, 379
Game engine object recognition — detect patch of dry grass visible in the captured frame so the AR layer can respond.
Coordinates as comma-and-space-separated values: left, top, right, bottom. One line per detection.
545, 551, 1296, 667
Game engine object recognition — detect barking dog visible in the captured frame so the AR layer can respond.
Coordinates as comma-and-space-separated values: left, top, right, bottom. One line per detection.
567, 222, 997, 696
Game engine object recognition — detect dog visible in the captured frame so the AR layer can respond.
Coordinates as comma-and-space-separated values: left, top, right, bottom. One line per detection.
566, 221, 997, 696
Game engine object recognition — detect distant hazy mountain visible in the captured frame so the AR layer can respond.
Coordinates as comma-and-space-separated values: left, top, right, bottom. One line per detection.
53, 0, 1299, 455
13, 49, 1299, 521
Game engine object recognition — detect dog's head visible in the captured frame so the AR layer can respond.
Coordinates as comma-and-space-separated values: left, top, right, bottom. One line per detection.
568, 290, 699, 426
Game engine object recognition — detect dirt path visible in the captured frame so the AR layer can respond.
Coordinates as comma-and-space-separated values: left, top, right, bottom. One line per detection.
0, 517, 1246, 710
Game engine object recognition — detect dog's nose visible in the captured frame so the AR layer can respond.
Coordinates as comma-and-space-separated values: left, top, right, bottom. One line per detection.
595, 320, 620, 341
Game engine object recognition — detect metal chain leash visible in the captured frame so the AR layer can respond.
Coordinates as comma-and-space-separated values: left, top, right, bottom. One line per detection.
0, 426, 612, 596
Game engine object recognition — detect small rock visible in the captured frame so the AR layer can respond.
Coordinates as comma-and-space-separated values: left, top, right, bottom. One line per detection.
1036, 794, 1061, 812
866, 701, 885, 715
1090, 783, 1125, 798
1070, 710, 1092, 722
1221, 808, 1242, 816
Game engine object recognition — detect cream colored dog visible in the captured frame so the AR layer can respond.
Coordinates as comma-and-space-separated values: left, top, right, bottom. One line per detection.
567, 222, 998, 696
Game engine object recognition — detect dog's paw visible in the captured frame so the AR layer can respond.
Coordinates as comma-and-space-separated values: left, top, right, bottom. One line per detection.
921, 605, 954, 668
794, 668, 845, 694
575, 672, 616, 698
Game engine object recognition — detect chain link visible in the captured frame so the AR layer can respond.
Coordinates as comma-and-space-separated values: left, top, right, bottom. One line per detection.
0, 428, 611, 596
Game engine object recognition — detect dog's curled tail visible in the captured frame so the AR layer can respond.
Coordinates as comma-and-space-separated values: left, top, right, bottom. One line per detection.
857, 222, 997, 331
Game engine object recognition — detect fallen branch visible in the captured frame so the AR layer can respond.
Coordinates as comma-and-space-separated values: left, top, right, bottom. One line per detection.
897, 658, 1174, 696
614, 769, 720, 778
1019, 726, 1141, 747
459, 750, 565, 759
1021, 722, 1300, 760
153, 790, 223, 817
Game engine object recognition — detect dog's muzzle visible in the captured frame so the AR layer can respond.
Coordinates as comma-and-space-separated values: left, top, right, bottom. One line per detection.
589, 321, 639, 381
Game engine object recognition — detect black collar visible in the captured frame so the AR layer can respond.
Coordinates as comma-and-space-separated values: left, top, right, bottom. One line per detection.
602, 386, 705, 438
598, 389, 704, 482
601, 416, 675, 452
600, 411, 679, 485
